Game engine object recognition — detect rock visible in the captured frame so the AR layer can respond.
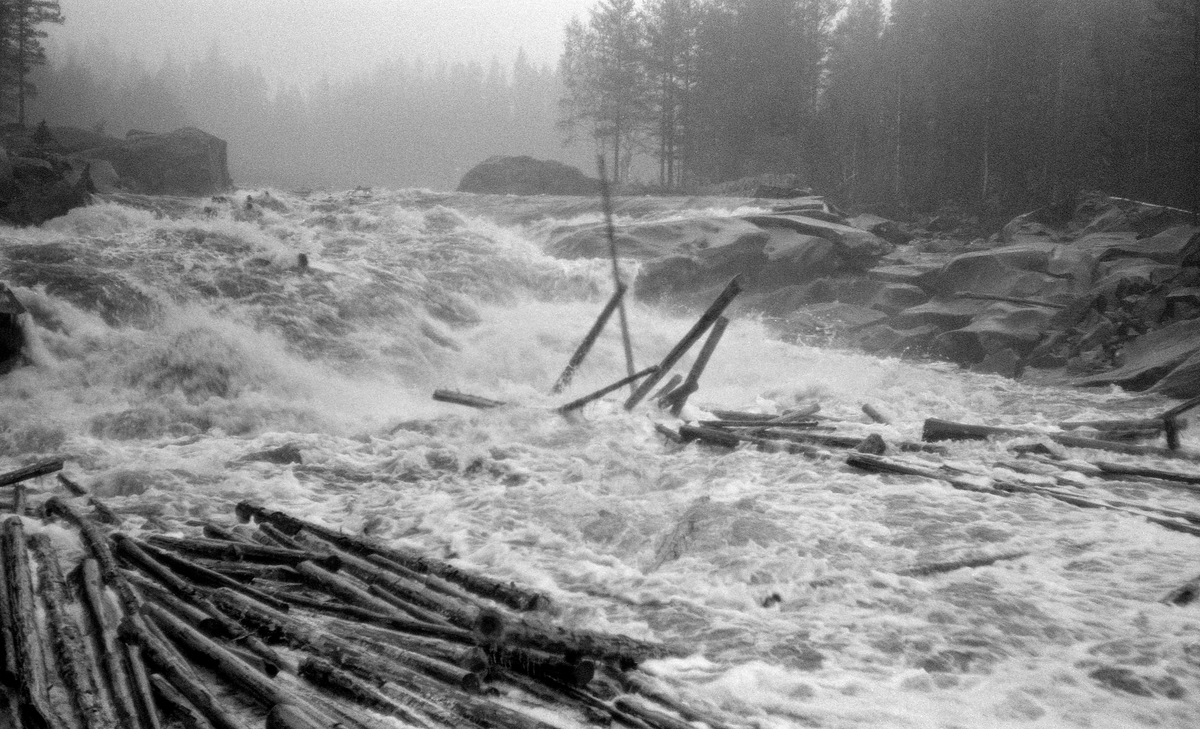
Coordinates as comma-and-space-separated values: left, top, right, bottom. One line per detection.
1074, 225, 1200, 265
867, 263, 942, 289
848, 213, 914, 245
741, 213, 894, 263
78, 127, 233, 196
772, 302, 887, 340
871, 283, 930, 314
240, 443, 303, 465
853, 323, 941, 357
0, 158, 92, 226
456, 155, 598, 196
1075, 317, 1200, 391
931, 304, 1055, 367
890, 297, 990, 330
0, 285, 25, 373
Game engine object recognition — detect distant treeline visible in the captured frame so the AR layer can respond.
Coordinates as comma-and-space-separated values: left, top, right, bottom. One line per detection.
561, 0, 1200, 218
25, 42, 586, 190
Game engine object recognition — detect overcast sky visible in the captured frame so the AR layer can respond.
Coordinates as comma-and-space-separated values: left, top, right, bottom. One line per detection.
51, 0, 595, 85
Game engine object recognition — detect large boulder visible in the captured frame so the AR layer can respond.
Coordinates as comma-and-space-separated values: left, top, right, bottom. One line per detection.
456, 156, 598, 196
78, 127, 232, 196
0, 285, 24, 372
1075, 318, 1200, 391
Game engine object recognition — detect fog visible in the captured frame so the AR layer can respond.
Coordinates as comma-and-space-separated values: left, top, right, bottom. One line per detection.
53, 0, 596, 86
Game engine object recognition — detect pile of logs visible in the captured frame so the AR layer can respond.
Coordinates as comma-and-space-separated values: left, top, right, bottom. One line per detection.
0, 463, 741, 729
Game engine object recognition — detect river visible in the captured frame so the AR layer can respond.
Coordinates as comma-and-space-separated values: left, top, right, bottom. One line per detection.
2, 188, 1197, 728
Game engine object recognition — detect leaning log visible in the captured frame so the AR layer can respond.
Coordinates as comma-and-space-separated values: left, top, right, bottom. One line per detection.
665, 315, 730, 416
32, 534, 116, 729
624, 275, 743, 411
558, 365, 658, 414
0, 459, 63, 487
550, 283, 627, 394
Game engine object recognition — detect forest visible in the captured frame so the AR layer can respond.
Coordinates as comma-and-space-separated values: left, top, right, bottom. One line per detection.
3, 0, 1199, 220
563, 0, 1200, 220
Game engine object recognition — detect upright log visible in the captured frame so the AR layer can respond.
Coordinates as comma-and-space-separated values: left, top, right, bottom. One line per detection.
558, 365, 658, 414
550, 283, 627, 394
665, 315, 729, 417
597, 154, 637, 389
624, 275, 742, 411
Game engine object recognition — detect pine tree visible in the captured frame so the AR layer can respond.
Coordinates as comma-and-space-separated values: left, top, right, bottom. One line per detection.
13, 0, 64, 126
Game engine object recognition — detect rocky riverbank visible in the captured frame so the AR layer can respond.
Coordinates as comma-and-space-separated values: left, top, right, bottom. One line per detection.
547, 188, 1200, 398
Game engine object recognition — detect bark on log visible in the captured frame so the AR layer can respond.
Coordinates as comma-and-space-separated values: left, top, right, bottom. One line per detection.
703, 419, 824, 429
769, 403, 822, 423
79, 559, 144, 729
264, 704, 327, 729
613, 696, 697, 729
754, 427, 944, 455
0, 459, 63, 487
149, 674, 215, 729
482, 617, 685, 669
432, 390, 506, 410
10, 484, 26, 517
923, 418, 1200, 461
550, 283, 627, 395
366, 584, 456, 627
2, 516, 61, 729
43, 497, 123, 587
0, 514, 15, 685
297, 657, 435, 728
328, 623, 488, 673
31, 534, 117, 729
239, 503, 550, 613
665, 316, 729, 417
264, 589, 475, 643
617, 671, 744, 729
295, 560, 418, 619
625, 276, 742, 411
123, 569, 223, 635
488, 644, 594, 687
1095, 461, 1200, 488
654, 423, 683, 444
256, 523, 304, 551
144, 536, 341, 571
558, 366, 658, 414
895, 551, 1029, 577
125, 642, 163, 729
1059, 418, 1164, 433
119, 616, 250, 729
56, 473, 88, 496
200, 523, 257, 545
651, 374, 684, 408
130, 543, 292, 613
862, 403, 890, 425
188, 560, 302, 584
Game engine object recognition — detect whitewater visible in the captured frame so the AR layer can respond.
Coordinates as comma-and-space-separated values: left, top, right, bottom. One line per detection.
2, 188, 1198, 729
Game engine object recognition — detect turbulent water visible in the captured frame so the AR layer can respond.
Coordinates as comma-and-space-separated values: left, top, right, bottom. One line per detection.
3, 188, 1199, 729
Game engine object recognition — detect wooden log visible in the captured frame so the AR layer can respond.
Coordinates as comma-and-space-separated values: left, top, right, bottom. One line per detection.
119, 617, 250, 729
264, 704, 326, 729
613, 696, 697, 729
328, 631, 483, 694
297, 656, 435, 728
0, 459, 63, 487
125, 641, 163, 729
624, 275, 742, 411
239, 503, 551, 613
1094, 461, 1200, 488
295, 560, 418, 619
1161, 393, 1200, 420
149, 674, 215, 729
10, 484, 25, 516
704, 419, 825, 429
769, 402, 821, 423
923, 417, 1200, 461
482, 616, 686, 669
896, 551, 1029, 577
845, 453, 999, 494
755, 427, 944, 455
188, 560, 302, 584
1059, 418, 1164, 433
654, 423, 684, 444
256, 523, 304, 551
144, 535, 342, 570
43, 497, 123, 586
598, 154, 638, 391
709, 409, 773, 422
328, 622, 488, 673
488, 644, 594, 687
1165, 416, 1182, 450
665, 315, 729, 416
432, 390, 506, 409
1164, 574, 1200, 606
32, 534, 117, 729
616, 671, 744, 729
366, 584, 456, 628
56, 473, 88, 496
0, 514, 14, 686
550, 283, 628, 394
201, 523, 257, 545
678, 423, 740, 449
862, 403, 890, 424
123, 569, 222, 635
651, 374, 684, 408
79, 559, 144, 729
558, 365, 658, 414
130, 542, 293, 613
2, 516, 61, 729
264, 589, 475, 643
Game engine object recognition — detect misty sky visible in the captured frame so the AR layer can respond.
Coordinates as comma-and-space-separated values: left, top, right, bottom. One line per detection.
52, 0, 595, 85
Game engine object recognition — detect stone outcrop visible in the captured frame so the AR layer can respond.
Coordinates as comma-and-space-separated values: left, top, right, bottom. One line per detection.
457, 156, 599, 196
0, 284, 25, 373
77, 127, 233, 196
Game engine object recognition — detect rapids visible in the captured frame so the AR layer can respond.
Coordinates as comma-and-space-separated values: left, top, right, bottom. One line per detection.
2, 188, 1199, 728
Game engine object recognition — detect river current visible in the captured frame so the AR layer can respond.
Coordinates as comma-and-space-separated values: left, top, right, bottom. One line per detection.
2, 188, 1198, 729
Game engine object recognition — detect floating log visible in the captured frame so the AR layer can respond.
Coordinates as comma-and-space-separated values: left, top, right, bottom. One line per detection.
488, 644, 594, 688
558, 365, 658, 414
297, 656, 435, 728
256, 523, 304, 551
614, 695, 697, 729
482, 616, 686, 669
119, 616, 250, 729
0, 459, 63, 487
56, 473, 88, 495
44, 497, 123, 586
770, 403, 821, 423
846, 453, 998, 494
1094, 461, 1200, 488
754, 427, 944, 454
329, 622, 488, 673
678, 424, 740, 449
264, 704, 327, 729
10, 484, 25, 516
144, 535, 342, 571
665, 315, 729, 416
550, 283, 627, 395
149, 673, 216, 729
264, 589, 474, 643
922, 417, 1200, 461
432, 390, 506, 409
125, 640, 164, 729
862, 403, 890, 425
2, 516, 61, 729
366, 583, 456, 627
624, 275, 743, 411
896, 551, 1029, 577
239, 503, 551, 612
188, 560, 302, 584
1164, 574, 1200, 606
123, 569, 222, 636
0, 515, 14, 685
1059, 418, 1164, 433
1161, 393, 1200, 420
704, 419, 825, 429
295, 560, 419, 620
654, 423, 684, 444
617, 671, 744, 729
131, 542, 293, 613
201, 523, 257, 545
